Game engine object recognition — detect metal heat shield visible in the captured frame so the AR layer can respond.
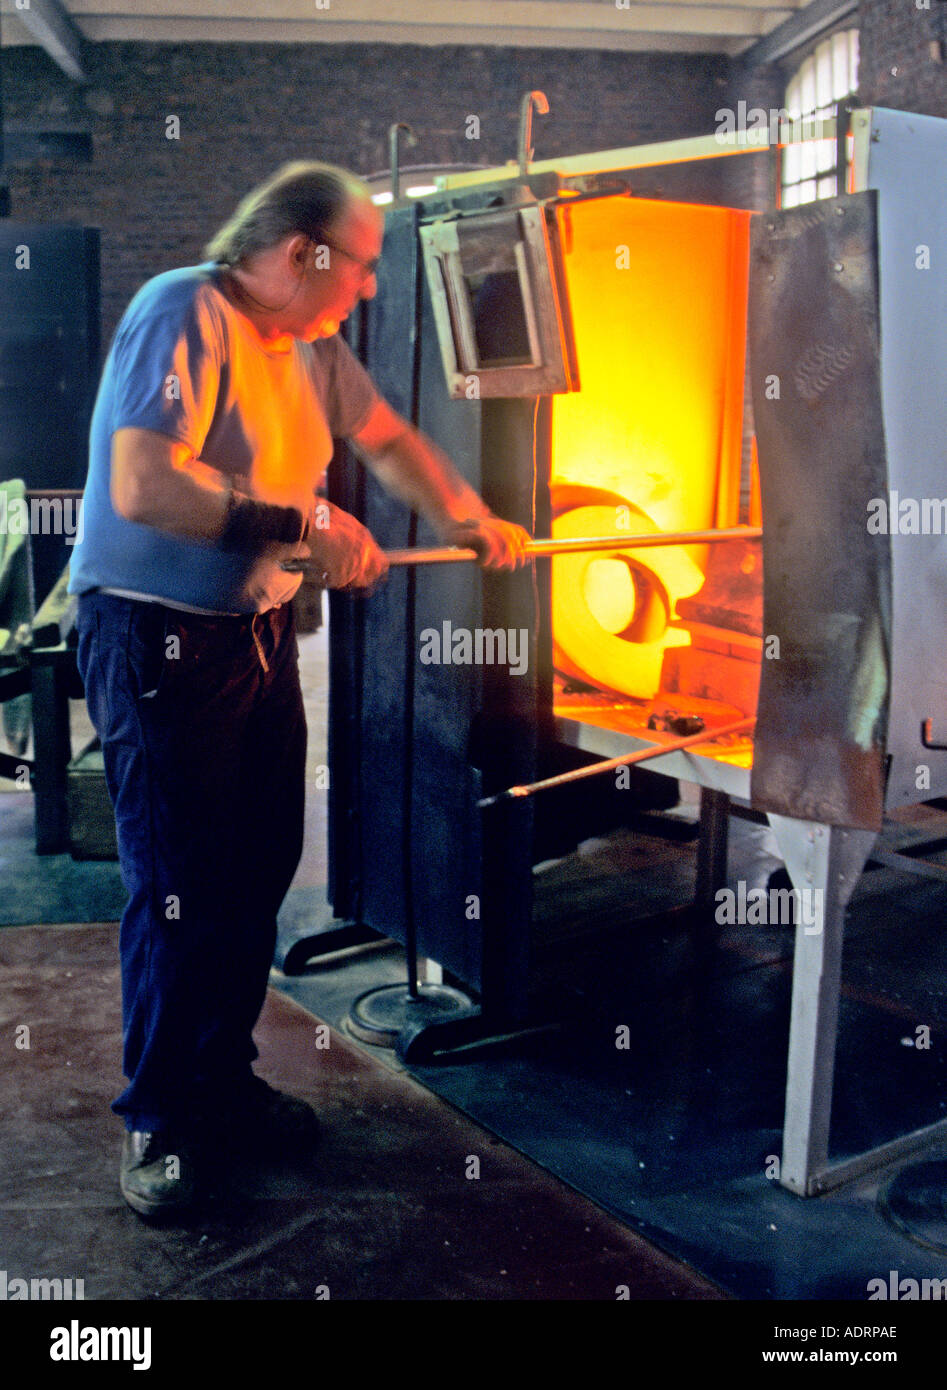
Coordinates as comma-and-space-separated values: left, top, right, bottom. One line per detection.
748, 192, 891, 831
328, 202, 541, 1017
328, 208, 420, 945
851, 108, 947, 810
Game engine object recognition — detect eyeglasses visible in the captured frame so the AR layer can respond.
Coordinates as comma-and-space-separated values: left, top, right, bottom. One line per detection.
314, 238, 380, 285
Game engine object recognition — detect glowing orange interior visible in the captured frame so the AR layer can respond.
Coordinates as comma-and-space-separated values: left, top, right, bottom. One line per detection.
550, 195, 752, 702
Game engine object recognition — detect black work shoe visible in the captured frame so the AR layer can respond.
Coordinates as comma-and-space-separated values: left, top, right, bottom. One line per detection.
238, 1078, 320, 1153
119, 1130, 198, 1219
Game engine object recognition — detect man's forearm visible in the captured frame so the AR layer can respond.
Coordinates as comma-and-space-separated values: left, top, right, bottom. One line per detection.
111, 427, 307, 550
355, 425, 492, 535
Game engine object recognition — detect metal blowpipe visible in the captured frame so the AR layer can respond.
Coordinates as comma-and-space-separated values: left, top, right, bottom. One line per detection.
282, 525, 762, 572
477, 717, 757, 808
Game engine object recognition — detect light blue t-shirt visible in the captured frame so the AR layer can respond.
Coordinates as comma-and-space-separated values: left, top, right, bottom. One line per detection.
69, 263, 378, 613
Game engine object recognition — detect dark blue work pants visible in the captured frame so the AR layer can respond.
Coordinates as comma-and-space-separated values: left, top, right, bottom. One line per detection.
76, 592, 306, 1134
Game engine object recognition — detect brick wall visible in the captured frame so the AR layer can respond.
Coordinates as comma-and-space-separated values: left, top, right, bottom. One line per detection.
622, 64, 785, 213
2, 8, 942, 346
857, 0, 947, 115
2, 41, 735, 346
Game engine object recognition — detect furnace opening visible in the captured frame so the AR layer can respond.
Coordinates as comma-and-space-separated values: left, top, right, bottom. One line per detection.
548, 193, 761, 767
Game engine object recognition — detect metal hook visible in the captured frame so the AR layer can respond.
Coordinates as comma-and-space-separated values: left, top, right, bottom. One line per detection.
389, 121, 418, 202
518, 90, 550, 179
921, 719, 947, 751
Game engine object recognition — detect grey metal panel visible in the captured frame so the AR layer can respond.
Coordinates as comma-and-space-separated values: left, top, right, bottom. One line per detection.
407, 368, 540, 1008
860, 110, 947, 808
406, 269, 487, 992
748, 193, 891, 831
327, 209, 420, 929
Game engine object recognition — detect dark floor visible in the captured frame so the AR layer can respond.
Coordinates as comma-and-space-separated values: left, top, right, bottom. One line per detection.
0, 922, 720, 1301
274, 814, 947, 1302
4, 628, 947, 1303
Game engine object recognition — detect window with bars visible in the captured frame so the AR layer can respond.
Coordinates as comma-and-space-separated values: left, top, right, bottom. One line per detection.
781, 28, 860, 208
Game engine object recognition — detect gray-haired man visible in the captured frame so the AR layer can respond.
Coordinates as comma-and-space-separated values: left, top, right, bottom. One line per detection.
69, 161, 529, 1218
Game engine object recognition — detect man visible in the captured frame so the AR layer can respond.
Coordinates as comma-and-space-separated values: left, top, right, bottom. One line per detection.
69, 161, 529, 1219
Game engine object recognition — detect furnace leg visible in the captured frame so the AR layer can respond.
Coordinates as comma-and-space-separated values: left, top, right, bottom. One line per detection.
766, 817, 875, 1195
695, 787, 730, 911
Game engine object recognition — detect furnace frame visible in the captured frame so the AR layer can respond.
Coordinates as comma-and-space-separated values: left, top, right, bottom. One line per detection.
317, 108, 947, 1199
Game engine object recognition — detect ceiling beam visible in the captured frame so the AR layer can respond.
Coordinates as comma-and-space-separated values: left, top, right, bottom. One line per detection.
740, 0, 857, 65
9, 0, 87, 79
0, 0, 811, 58
67, 0, 784, 40
32, 20, 748, 56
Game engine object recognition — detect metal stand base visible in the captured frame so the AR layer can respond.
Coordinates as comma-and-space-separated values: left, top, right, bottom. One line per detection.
279, 922, 383, 976
345, 982, 476, 1050
878, 1157, 947, 1255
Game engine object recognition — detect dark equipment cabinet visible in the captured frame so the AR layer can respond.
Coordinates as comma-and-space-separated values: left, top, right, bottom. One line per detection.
0, 223, 99, 601
0, 224, 100, 852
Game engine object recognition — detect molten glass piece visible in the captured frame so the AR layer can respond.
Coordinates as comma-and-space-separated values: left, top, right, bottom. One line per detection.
551, 502, 702, 699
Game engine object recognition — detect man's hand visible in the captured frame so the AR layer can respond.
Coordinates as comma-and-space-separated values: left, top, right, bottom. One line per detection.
305, 500, 389, 590
437, 515, 531, 571
244, 541, 307, 610
351, 403, 531, 571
